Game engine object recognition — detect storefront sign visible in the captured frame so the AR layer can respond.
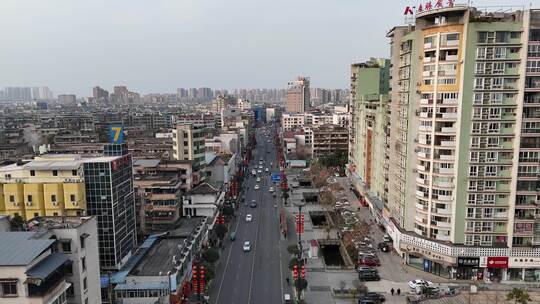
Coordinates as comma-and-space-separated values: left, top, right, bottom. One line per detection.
487, 257, 508, 268
404, 0, 455, 15
509, 257, 540, 268
457, 257, 480, 267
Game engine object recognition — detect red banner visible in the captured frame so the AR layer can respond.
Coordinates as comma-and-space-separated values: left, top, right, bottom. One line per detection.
487, 257, 508, 268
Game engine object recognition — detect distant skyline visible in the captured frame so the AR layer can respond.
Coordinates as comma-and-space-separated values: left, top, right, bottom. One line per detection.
0, 0, 533, 96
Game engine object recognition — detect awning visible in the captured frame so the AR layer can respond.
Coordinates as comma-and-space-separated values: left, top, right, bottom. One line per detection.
26, 253, 70, 280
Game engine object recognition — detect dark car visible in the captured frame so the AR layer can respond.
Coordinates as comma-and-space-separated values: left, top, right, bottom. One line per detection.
250, 202, 257, 208
378, 242, 389, 252
357, 266, 377, 273
362, 292, 385, 302
358, 299, 379, 304
358, 272, 380, 281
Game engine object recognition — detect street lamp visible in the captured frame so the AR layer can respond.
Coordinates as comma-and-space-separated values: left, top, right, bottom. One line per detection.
293, 199, 306, 300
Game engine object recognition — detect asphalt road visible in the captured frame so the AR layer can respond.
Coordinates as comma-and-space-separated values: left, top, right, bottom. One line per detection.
212, 123, 292, 304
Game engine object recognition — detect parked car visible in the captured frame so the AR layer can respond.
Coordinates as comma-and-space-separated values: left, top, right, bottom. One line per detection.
250, 201, 257, 208
359, 258, 381, 267
246, 214, 253, 222
408, 279, 432, 290
361, 292, 385, 302
254, 185, 260, 190
378, 242, 389, 252
383, 234, 392, 242
358, 272, 380, 281
357, 266, 377, 273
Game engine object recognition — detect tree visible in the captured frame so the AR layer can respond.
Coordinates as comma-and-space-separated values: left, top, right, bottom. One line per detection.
320, 150, 348, 168
222, 205, 234, 217
10, 215, 24, 231
201, 248, 220, 264
215, 224, 228, 240
287, 244, 300, 255
507, 288, 531, 304
200, 261, 216, 282
282, 191, 289, 204
294, 278, 308, 291
288, 257, 305, 270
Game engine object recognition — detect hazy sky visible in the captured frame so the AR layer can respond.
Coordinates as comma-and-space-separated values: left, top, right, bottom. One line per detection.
0, 0, 536, 96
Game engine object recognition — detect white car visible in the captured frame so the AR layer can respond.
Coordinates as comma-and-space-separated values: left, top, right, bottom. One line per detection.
259, 165, 263, 169
245, 214, 253, 222
265, 167, 269, 172
256, 177, 261, 182
254, 184, 260, 190
257, 169, 262, 173
243, 241, 252, 252
408, 279, 432, 290
251, 170, 256, 175
269, 187, 275, 193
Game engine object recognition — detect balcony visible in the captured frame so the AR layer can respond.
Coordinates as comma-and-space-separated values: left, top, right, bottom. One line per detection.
494, 212, 508, 219
418, 126, 432, 133
441, 112, 458, 119
420, 112, 431, 118
416, 202, 428, 211
415, 215, 428, 223
438, 167, 454, 174
442, 98, 458, 105
416, 190, 427, 198
440, 140, 455, 147
444, 55, 459, 61
417, 152, 429, 159
424, 42, 433, 49
416, 177, 428, 185
417, 164, 427, 172
424, 57, 435, 63
414, 228, 425, 235
433, 180, 453, 188
432, 208, 452, 215
436, 195, 452, 202
440, 127, 456, 134
432, 221, 452, 228
438, 154, 455, 161
420, 98, 433, 105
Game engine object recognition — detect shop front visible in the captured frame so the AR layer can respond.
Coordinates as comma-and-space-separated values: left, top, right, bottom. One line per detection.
401, 243, 454, 279
456, 257, 483, 281
507, 257, 540, 282
481, 256, 508, 282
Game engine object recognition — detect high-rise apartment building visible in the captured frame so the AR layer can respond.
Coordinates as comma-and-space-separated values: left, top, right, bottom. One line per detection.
350, 5, 540, 281
172, 124, 206, 174
93, 86, 109, 101
348, 58, 391, 206
58, 94, 77, 104
286, 76, 310, 113
84, 144, 136, 270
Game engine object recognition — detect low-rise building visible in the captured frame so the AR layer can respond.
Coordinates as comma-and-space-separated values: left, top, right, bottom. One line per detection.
311, 124, 349, 159
182, 182, 225, 218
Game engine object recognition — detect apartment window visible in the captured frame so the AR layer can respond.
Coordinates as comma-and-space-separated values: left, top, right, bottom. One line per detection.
528, 45, 540, 57
485, 166, 497, 177
80, 236, 86, 249
34, 213, 38, 217
72, 170, 77, 176
83, 277, 87, 291
27, 195, 32, 203
492, 78, 503, 89
493, 62, 505, 74
472, 122, 481, 134
475, 63, 485, 74
495, 31, 508, 43
30, 170, 35, 176
475, 78, 484, 89
61, 240, 72, 253
70, 194, 76, 202
488, 122, 500, 133
470, 152, 479, 162
510, 31, 521, 39
51, 195, 56, 202
494, 47, 506, 59
438, 78, 456, 85
82, 257, 86, 271
473, 93, 483, 104
469, 166, 478, 177
468, 181, 477, 191
491, 93, 503, 103
52, 170, 58, 176
8, 196, 14, 203
477, 47, 486, 59
1, 281, 17, 297
485, 180, 496, 191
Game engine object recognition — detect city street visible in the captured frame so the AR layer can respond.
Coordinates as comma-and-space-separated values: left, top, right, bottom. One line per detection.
211, 124, 291, 304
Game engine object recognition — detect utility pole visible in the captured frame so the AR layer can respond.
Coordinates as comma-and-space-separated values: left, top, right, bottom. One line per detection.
293, 199, 306, 301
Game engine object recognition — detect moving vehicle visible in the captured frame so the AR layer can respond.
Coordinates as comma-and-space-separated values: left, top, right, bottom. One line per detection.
408, 279, 432, 290
358, 272, 380, 281
243, 241, 252, 252
229, 232, 236, 241
257, 169, 262, 173
250, 200, 257, 208
269, 187, 275, 193
246, 214, 253, 222
254, 185, 260, 190
265, 167, 269, 172
252, 169, 256, 175
256, 177, 261, 182
284, 294, 291, 303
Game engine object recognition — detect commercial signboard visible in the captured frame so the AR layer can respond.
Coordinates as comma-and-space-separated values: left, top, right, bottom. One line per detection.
457, 257, 480, 267
487, 257, 508, 268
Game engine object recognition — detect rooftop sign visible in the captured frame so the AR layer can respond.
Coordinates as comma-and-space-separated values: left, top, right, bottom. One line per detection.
404, 0, 455, 15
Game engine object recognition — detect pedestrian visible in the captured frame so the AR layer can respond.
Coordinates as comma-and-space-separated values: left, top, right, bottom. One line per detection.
391, 288, 394, 296
397, 288, 401, 296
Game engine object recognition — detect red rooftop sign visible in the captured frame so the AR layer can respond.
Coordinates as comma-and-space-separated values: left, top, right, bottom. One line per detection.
404, 0, 455, 15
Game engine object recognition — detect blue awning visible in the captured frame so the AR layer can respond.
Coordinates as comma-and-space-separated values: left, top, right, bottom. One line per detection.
26, 253, 70, 280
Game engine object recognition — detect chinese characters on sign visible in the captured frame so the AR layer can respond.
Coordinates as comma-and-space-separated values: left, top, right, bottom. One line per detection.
404, 0, 455, 16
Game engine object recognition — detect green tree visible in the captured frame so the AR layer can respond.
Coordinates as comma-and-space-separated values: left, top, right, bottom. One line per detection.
10, 215, 24, 231
222, 205, 234, 217
507, 288, 531, 304
201, 248, 220, 264
215, 224, 228, 240
287, 244, 300, 255
294, 278, 308, 291
288, 257, 305, 270
200, 261, 216, 282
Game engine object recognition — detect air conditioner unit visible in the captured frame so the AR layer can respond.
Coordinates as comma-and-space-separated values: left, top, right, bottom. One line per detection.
26, 202, 32, 206
72, 202, 78, 206
52, 202, 59, 206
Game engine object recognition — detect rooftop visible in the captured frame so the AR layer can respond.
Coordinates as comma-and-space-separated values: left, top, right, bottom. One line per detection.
26, 216, 93, 232
131, 237, 186, 276
0, 232, 55, 266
